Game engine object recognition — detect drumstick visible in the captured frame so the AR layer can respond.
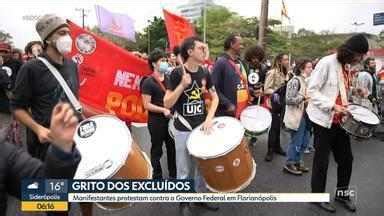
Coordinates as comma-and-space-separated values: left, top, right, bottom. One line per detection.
176, 55, 187, 75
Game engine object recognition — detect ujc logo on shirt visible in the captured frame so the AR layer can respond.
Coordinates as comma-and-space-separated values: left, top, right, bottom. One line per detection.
183, 81, 204, 116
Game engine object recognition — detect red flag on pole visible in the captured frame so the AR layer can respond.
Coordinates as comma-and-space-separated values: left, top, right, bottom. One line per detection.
67, 20, 151, 123
163, 9, 195, 50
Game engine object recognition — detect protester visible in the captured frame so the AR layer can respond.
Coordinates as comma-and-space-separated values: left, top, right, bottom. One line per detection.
264, 53, 290, 161
283, 59, 312, 175
164, 36, 219, 215
11, 14, 79, 160
0, 42, 22, 144
211, 33, 248, 118
12, 48, 24, 63
242, 45, 268, 145
0, 103, 81, 215
141, 48, 176, 179
355, 57, 380, 113
307, 34, 369, 212
24, 40, 43, 61
167, 51, 177, 68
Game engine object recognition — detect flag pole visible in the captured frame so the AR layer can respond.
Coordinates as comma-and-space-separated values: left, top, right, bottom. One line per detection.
147, 24, 151, 54
203, 0, 207, 43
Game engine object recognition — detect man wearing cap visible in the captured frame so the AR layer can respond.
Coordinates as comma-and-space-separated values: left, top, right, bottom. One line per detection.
11, 14, 79, 161
306, 34, 369, 213
0, 42, 22, 143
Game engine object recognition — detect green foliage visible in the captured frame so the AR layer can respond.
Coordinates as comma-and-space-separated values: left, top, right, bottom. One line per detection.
89, 5, 384, 61
0, 30, 13, 45
143, 16, 168, 53
91, 16, 168, 54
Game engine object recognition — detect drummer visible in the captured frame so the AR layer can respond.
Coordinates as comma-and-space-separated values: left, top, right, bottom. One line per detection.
164, 36, 219, 215
211, 33, 249, 118
306, 34, 369, 213
243, 45, 268, 145
243, 45, 268, 100
141, 48, 176, 180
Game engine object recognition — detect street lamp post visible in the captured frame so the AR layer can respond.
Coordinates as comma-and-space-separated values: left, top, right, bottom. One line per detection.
75, 8, 89, 28
258, 0, 269, 48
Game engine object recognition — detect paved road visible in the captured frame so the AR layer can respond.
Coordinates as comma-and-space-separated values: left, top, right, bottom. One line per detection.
7, 122, 384, 216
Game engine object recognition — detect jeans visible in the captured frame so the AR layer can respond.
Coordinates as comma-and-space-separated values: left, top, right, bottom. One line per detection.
286, 114, 311, 165
174, 129, 207, 192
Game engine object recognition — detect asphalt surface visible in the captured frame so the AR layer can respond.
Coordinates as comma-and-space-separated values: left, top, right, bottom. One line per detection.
7, 121, 384, 216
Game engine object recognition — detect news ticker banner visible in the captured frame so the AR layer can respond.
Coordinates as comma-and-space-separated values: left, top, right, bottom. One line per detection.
21, 179, 329, 211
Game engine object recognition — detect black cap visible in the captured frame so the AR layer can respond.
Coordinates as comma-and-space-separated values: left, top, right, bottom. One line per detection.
344, 34, 369, 54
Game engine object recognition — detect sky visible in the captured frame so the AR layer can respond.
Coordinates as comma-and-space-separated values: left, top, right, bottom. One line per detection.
0, 0, 383, 48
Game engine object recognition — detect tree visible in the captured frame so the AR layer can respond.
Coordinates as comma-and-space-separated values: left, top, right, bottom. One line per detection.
90, 16, 168, 54
0, 30, 13, 44
195, 5, 238, 57
297, 28, 315, 37
142, 16, 168, 54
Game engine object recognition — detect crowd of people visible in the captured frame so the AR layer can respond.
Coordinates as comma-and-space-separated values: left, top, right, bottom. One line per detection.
0, 13, 383, 216
139, 32, 382, 215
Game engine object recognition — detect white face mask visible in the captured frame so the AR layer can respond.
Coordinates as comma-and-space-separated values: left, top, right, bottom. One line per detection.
55, 35, 72, 55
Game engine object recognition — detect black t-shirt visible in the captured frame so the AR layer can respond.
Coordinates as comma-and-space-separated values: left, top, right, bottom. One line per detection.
166, 66, 213, 131
141, 76, 167, 120
0, 59, 22, 113
11, 53, 79, 127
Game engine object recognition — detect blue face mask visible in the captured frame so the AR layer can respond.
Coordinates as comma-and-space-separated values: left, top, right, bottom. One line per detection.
158, 62, 169, 74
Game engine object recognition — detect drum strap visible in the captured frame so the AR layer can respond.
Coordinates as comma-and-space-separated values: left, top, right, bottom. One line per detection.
173, 111, 193, 131
37, 57, 83, 114
338, 69, 349, 106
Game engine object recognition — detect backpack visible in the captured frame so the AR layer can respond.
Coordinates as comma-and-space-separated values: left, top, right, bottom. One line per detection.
271, 84, 286, 113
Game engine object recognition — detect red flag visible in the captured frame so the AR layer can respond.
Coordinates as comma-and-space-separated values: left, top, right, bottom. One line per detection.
163, 9, 195, 50
67, 20, 151, 123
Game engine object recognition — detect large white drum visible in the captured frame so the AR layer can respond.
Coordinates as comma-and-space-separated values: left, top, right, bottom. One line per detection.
73, 115, 152, 210
240, 105, 272, 137
187, 116, 256, 192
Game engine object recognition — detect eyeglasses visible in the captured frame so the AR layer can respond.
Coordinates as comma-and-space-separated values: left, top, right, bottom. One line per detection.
196, 46, 206, 52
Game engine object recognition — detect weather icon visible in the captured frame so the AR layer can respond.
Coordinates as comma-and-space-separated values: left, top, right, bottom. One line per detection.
27, 182, 39, 190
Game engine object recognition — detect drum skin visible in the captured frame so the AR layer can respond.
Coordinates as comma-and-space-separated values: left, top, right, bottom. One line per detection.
196, 138, 255, 192
73, 114, 152, 210
240, 105, 272, 136
340, 104, 380, 139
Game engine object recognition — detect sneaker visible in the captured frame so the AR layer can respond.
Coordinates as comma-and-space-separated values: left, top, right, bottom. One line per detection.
283, 164, 303, 175
335, 196, 356, 212
295, 163, 309, 173
311, 202, 336, 213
